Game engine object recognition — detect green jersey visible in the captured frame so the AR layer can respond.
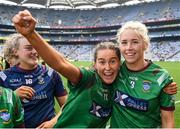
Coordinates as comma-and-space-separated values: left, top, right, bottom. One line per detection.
110, 61, 175, 128
54, 68, 114, 128
0, 87, 24, 128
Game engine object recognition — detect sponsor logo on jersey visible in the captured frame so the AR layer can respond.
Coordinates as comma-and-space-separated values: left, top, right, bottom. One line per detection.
0, 110, 11, 124
129, 76, 138, 81
89, 101, 112, 118
22, 91, 47, 103
9, 78, 23, 87
9, 78, 22, 83
114, 90, 148, 111
24, 75, 33, 78
143, 81, 151, 92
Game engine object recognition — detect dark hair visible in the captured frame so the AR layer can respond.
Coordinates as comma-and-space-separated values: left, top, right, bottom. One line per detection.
94, 42, 121, 62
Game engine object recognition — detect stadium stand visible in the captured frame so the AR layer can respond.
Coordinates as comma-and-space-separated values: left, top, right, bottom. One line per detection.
0, 0, 180, 61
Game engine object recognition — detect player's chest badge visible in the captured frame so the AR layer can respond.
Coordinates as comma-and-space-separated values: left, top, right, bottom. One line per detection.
143, 81, 151, 92
0, 110, 11, 123
38, 76, 45, 85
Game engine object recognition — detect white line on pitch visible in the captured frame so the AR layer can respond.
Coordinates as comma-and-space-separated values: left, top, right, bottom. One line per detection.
175, 101, 180, 104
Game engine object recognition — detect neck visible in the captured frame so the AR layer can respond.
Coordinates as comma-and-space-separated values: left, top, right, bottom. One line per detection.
18, 63, 37, 70
126, 59, 149, 71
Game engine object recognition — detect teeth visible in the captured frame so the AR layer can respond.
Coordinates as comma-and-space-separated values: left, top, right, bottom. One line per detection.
104, 73, 113, 76
126, 53, 134, 56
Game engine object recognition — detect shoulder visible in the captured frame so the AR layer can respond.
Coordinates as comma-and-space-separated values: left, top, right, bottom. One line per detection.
80, 67, 96, 78
69, 67, 97, 88
0, 66, 19, 81
36, 64, 55, 77
41, 65, 56, 76
150, 61, 170, 75
0, 71, 7, 81
0, 68, 13, 82
0, 87, 17, 100
149, 62, 172, 87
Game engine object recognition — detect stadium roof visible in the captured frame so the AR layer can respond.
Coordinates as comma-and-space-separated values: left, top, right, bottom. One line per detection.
0, 0, 159, 9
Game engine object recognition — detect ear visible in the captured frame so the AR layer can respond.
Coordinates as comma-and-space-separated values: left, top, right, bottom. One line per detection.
93, 62, 97, 70
143, 42, 148, 51
12, 48, 18, 56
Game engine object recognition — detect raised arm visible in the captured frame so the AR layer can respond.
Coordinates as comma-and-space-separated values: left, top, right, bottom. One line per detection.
12, 10, 80, 84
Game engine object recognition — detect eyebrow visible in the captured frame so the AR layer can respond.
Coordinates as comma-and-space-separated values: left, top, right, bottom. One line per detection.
97, 57, 118, 60
97, 58, 105, 61
132, 39, 139, 41
121, 39, 139, 42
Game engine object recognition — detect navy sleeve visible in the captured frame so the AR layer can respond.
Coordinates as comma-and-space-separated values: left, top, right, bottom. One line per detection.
53, 71, 67, 97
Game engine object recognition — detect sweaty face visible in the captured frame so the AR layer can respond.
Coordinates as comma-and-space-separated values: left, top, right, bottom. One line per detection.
119, 29, 146, 67
94, 49, 120, 85
15, 38, 39, 70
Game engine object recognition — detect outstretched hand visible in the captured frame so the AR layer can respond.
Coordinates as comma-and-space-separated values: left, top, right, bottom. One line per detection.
12, 10, 37, 36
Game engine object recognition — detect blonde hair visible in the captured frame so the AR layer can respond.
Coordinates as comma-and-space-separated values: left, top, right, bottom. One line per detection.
3, 33, 24, 65
117, 21, 150, 50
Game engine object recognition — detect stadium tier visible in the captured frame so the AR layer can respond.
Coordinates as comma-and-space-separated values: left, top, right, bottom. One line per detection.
0, 0, 180, 61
